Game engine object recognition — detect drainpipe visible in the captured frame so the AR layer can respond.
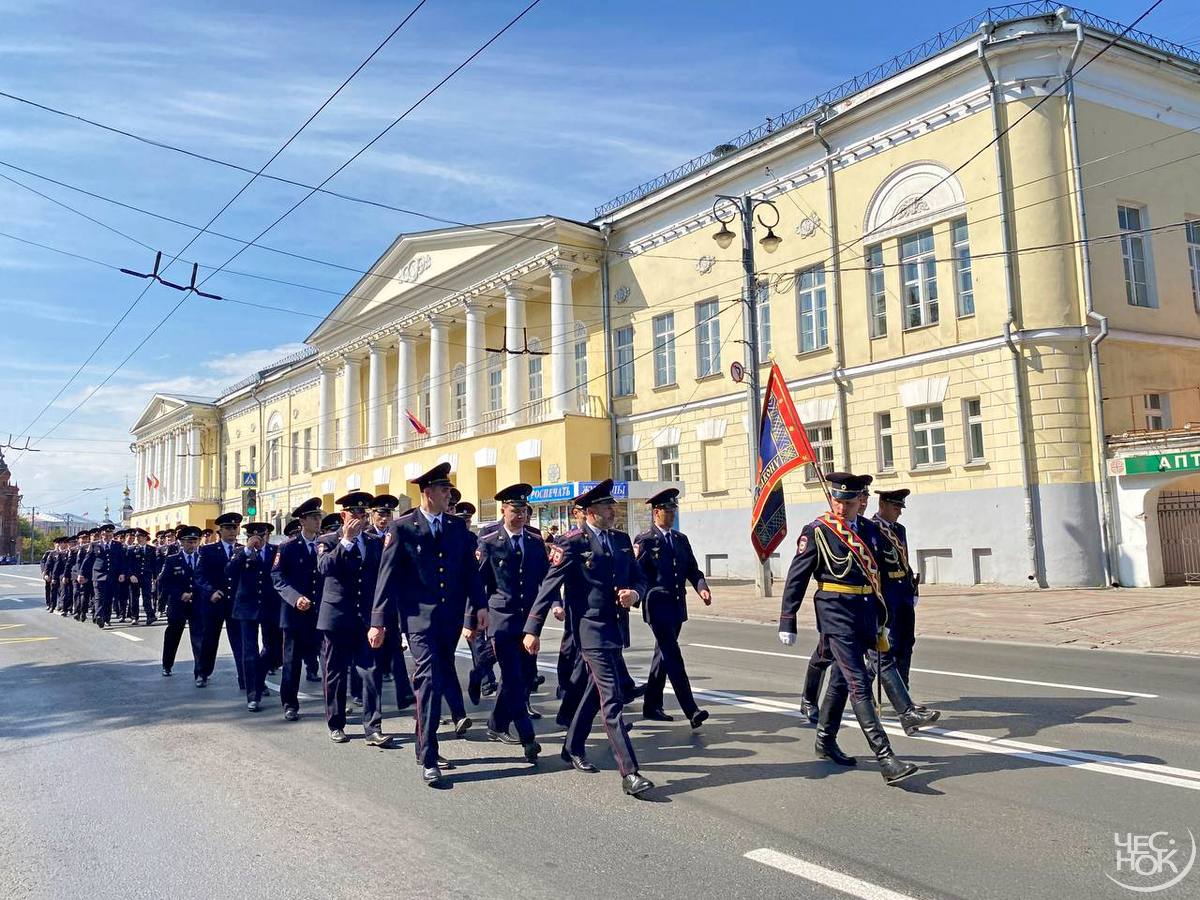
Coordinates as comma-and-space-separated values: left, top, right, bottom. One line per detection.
812, 115, 851, 469
980, 29, 1045, 586
1059, 9, 1117, 586
251, 375, 265, 515
600, 224, 619, 477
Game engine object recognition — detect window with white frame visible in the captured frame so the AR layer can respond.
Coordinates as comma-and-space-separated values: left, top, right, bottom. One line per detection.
267, 437, 280, 481
910, 404, 946, 467
1118, 204, 1154, 307
452, 363, 467, 422
755, 280, 772, 359
487, 355, 503, 412
574, 322, 588, 409
696, 299, 721, 377
233, 449, 242, 485
900, 228, 938, 328
952, 217, 974, 317
419, 376, 430, 427
1187, 220, 1200, 313
528, 339, 543, 403
652, 313, 676, 387
657, 444, 680, 481
866, 245, 887, 338
303, 427, 312, 472
964, 398, 985, 462
249, 444, 257, 478
614, 326, 635, 396
876, 412, 895, 471
290, 431, 299, 475
619, 451, 639, 481
804, 422, 834, 481
1143, 393, 1171, 431
797, 265, 828, 352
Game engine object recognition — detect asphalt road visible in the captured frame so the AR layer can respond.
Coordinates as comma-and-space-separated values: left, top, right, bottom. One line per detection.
1, 564, 1198, 900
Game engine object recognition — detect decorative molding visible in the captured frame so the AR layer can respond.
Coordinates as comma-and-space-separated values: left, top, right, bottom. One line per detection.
795, 215, 820, 238
436, 452, 458, 472
653, 425, 681, 448
396, 253, 432, 284
613, 285, 631, 305
795, 398, 836, 424
516, 439, 541, 461
695, 255, 715, 275
403, 462, 422, 480
320, 478, 336, 494
617, 433, 639, 454
346, 473, 362, 490
372, 466, 390, 486
863, 161, 965, 239
474, 447, 497, 467
695, 417, 728, 442
547, 463, 561, 483
898, 375, 951, 408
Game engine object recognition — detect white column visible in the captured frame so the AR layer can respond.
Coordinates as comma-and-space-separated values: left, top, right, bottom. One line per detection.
463, 301, 486, 435
367, 341, 386, 458
151, 439, 160, 507
317, 362, 337, 470
340, 355, 362, 466
504, 281, 528, 427
396, 331, 416, 447
158, 438, 167, 506
189, 426, 201, 501
427, 316, 449, 439
174, 429, 185, 502
164, 432, 175, 503
548, 261, 577, 417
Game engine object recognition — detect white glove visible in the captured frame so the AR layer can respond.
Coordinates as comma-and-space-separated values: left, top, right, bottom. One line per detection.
778, 631, 797, 647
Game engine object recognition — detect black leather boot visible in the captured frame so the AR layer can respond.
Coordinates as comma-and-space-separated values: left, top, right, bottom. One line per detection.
850, 697, 918, 785
813, 679, 855, 766
879, 666, 940, 735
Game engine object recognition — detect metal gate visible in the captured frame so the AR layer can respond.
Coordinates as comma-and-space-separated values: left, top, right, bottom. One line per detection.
1158, 491, 1200, 585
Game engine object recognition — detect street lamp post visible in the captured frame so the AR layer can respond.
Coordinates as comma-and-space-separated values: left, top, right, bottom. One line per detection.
713, 194, 783, 598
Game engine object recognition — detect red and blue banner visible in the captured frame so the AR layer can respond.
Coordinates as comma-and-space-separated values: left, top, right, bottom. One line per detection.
750, 362, 816, 560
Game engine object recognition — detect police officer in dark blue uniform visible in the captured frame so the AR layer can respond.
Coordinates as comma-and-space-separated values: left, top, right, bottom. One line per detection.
372, 463, 485, 786
228, 522, 282, 712
83, 522, 126, 629
633, 488, 712, 728
317, 491, 393, 748
272, 498, 326, 722
474, 483, 546, 761
366, 494, 416, 712
72, 529, 95, 622
195, 512, 246, 691
125, 528, 156, 625
778, 473, 919, 785
157, 526, 205, 680
524, 479, 653, 798
52, 536, 73, 617
41, 543, 56, 611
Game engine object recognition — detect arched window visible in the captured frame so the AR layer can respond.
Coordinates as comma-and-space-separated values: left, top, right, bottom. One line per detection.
573, 322, 588, 411
452, 363, 466, 423
528, 338, 543, 403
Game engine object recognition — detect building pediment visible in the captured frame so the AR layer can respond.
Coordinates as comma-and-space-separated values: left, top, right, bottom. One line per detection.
129, 393, 216, 436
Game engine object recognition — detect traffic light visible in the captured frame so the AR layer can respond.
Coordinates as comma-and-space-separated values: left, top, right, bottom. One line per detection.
243, 488, 258, 517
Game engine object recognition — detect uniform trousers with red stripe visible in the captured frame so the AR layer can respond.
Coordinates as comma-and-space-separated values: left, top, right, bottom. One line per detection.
565, 647, 638, 776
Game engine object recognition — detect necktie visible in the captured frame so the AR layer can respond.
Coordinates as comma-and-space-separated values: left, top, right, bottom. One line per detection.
600, 530, 611, 556
512, 534, 523, 561
307, 541, 314, 557
432, 517, 441, 539
664, 530, 674, 551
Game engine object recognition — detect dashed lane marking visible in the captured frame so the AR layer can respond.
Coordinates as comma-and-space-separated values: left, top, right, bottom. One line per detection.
0, 636, 57, 645
744, 849, 921, 900
108, 630, 143, 642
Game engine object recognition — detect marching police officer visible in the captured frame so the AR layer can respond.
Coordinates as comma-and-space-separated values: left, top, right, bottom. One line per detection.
633, 488, 711, 728
366, 494, 416, 712
72, 529, 94, 622
372, 462, 485, 786
523, 479, 653, 798
474, 483, 547, 761
41, 543, 56, 611
778, 473, 919, 785
125, 528, 156, 626
228, 522, 282, 712
157, 525, 205, 681
195, 512, 245, 690
316, 491, 393, 748
272, 498, 325, 722
83, 522, 126, 629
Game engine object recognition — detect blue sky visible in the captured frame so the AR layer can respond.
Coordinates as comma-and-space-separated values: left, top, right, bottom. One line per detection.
1, 0, 1196, 517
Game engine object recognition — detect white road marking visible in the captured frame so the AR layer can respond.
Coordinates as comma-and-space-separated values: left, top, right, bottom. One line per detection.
109, 630, 143, 642
0, 572, 42, 582
687, 642, 1158, 698
745, 848, 920, 900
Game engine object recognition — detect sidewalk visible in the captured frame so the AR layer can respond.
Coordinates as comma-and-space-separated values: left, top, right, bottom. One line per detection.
699, 580, 1200, 656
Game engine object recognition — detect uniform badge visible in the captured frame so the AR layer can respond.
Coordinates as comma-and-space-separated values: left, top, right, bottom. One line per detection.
633, 542, 641, 559
317, 542, 327, 555
384, 531, 394, 549
474, 548, 482, 563
548, 544, 565, 566
797, 533, 809, 554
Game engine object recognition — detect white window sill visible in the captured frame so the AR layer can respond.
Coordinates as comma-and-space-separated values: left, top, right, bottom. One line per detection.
908, 465, 951, 476
963, 460, 990, 470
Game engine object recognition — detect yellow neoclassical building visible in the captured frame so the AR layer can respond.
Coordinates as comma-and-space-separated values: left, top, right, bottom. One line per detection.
131, 6, 1200, 587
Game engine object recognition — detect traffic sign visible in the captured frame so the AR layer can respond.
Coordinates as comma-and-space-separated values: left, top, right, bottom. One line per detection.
241, 471, 258, 487
730, 361, 745, 384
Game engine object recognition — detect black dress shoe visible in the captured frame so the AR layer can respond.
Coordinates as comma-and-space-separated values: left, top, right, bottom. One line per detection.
622, 772, 654, 797
525, 701, 542, 720
365, 732, 394, 748
481, 681, 497, 698
422, 766, 443, 786
879, 754, 919, 784
161, 668, 171, 677
898, 706, 941, 736
329, 729, 350, 744
486, 728, 521, 745
247, 700, 261, 712
283, 707, 299, 722
523, 741, 541, 763
689, 709, 709, 729
642, 708, 674, 722
467, 670, 482, 706
453, 717, 472, 737
560, 748, 598, 773
435, 755, 456, 770
533, 674, 545, 687
814, 735, 857, 766
800, 699, 819, 724
261, 686, 271, 697
195, 677, 207, 688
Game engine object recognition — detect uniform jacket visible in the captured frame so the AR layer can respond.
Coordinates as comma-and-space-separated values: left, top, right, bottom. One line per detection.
524, 524, 646, 651
51, 549, 72, 582
272, 534, 323, 631
155, 550, 201, 620
477, 524, 551, 637
633, 527, 708, 626
70, 545, 89, 581
124, 544, 155, 582
40, 550, 54, 578
872, 516, 918, 607
778, 515, 886, 642
228, 544, 281, 623
372, 510, 485, 635
316, 530, 382, 632
195, 541, 241, 611
82, 539, 126, 584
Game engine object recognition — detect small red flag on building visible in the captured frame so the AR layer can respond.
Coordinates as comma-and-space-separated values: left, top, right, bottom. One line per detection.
405, 410, 429, 435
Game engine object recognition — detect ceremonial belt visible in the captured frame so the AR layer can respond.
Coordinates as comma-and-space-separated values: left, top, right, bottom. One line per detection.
817, 581, 872, 595
873, 517, 913, 579
817, 514, 883, 600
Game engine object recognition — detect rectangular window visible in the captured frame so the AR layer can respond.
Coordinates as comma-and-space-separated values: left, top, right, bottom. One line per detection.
1118, 205, 1154, 307
952, 217, 974, 317
876, 412, 895, 471
487, 360, 503, 412
1187, 220, 1200, 313
303, 427, 312, 472
233, 449, 242, 486
756, 280, 772, 359
528, 355, 543, 403
290, 431, 299, 475
696, 299, 721, 377
574, 333, 589, 408
964, 398, 985, 462
900, 228, 938, 328
267, 437, 280, 481
619, 451, 640, 482
797, 265, 828, 352
453, 379, 467, 421
1143, 393, 1171, 431
657, 445, 680, 482
866, 245, 887, 338
652, 313, 676, 387
804, 422, 834, 481
614, 326, 635, 396
701, 440, 726, 493
910, 404, 946, 467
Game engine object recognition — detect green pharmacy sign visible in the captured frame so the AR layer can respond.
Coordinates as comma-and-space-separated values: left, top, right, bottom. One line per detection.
1112, 450, 1200, 476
